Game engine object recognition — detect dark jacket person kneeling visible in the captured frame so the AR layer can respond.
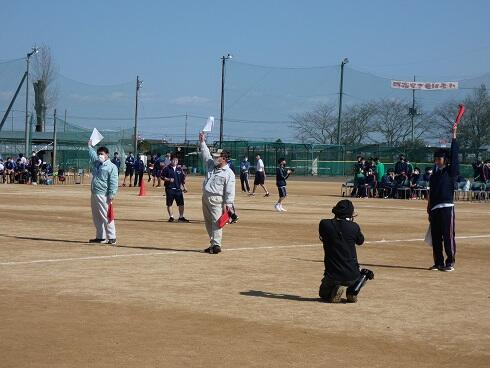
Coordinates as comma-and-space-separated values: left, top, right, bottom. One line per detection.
319, 200, 373, 303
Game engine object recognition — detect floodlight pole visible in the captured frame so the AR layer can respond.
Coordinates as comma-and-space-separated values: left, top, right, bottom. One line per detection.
25, 47, 39, 155
53, 109, 57, 171
219, 53, 232, 148
134, 76, 142, 155
336, 58, 348, 145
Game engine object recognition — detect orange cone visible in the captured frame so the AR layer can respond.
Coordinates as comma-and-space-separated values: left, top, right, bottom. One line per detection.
138, 179, 146, 196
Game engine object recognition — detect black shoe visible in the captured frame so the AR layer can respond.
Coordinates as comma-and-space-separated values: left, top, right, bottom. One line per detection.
106, 239, 117, 246
168, 217, 174, 222
441, 265, 455, 272
230, 214, 239, 224
89, 238, 106, 244
264, 192, 270, 197
204, 245, 222, 254
178, 217, 190, 223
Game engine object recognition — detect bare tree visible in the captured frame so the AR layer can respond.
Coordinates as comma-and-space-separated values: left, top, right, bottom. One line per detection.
32, 45, 57, 131
372, 99, 428, 145
341, 102, 377, 144
432, 85, 490, 159
291, 103, 337, 144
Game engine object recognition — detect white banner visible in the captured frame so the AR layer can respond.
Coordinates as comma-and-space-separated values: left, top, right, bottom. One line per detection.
391, 80, 458, 90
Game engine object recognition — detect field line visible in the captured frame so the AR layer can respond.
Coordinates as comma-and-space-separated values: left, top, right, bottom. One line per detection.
0, 234, 489, 266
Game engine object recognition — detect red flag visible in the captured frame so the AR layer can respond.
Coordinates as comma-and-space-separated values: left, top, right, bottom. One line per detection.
453, 104, 465, 129
107, 202, 115, 223
217, 210, 230, 229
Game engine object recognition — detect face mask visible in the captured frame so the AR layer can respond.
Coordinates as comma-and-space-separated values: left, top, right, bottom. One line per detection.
98, 155, 105, 162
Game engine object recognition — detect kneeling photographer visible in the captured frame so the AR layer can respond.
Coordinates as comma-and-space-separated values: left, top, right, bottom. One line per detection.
319, 200, 373, 303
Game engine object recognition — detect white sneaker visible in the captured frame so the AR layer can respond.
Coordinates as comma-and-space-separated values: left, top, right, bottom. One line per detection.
280, 206, 287, 212
274, 203, 281, 212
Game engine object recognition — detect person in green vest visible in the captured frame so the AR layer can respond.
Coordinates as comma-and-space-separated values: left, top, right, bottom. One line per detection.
374, 157, 385, 184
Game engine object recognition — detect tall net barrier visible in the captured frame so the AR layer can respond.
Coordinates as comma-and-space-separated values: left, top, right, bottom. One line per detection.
217, 140, 484, 179
223, 60, 490, 142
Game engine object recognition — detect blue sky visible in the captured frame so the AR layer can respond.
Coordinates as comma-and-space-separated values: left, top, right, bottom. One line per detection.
2, 0, 490, 141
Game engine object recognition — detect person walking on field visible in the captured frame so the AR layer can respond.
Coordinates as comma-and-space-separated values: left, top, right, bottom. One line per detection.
122, 152, 135, 187
427, 124, 459, 272
87, 140, 119, 245
250, 154, 269, 196
239, 156, 251, 193
275, 158, 292, 212
161, 155, 189, 223
199, 132, 235, 254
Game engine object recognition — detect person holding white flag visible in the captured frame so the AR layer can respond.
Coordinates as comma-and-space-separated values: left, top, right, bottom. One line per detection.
87, 139, 119, 245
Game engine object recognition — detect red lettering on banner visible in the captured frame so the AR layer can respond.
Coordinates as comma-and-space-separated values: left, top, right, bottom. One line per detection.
392, 81, 401, 88
409, 82, 416, 88
425, 83, 432, 89
441, 83, 447, 89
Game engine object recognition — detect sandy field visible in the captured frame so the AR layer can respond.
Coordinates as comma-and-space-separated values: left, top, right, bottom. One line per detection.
0, 176, 489, 367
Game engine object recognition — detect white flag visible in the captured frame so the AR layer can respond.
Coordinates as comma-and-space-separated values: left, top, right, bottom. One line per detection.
202, 116, 214, 132
90, 128, 104, 146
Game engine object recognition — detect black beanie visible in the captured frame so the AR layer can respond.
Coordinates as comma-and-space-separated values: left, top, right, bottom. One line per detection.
332, 200, 355, 218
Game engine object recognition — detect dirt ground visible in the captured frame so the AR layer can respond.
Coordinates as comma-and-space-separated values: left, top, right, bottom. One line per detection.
0, 176, 489, 367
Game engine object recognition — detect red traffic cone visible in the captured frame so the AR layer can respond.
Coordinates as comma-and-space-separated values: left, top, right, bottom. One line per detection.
138, 179, 146, 196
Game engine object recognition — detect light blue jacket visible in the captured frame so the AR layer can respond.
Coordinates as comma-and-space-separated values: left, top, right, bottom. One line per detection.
89, 146, 119, 198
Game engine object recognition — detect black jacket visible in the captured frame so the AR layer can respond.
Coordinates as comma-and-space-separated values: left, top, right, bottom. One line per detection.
429, 138, 459, 210
276, 166, 290, 187
319, 218, 364, 281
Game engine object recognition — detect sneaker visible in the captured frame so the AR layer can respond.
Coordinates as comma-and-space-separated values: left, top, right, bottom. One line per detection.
441, 266, 455, 272
89, 238, 106, 244
168, 217, 175, 222
280, 206, 287, 212
230, 214, 239, 224
204, 245, 222, 254
178, 217, 190, 223
248, 193, 255, 196
274, 203, 281, 212
264, 192, 270, 197
346, 293, 358, 303
106, 239, 117, 246
122, 183, 126, 187
428, 265, 443, 271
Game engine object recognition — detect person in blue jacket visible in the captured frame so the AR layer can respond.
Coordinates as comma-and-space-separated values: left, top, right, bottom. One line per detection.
239, 156, 251, 193
87, 140, 119, 245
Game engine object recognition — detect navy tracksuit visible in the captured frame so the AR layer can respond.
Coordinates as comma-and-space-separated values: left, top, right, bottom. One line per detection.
133, 159, 145, 187
428, 138, 459, 268
162, 165, 186, 207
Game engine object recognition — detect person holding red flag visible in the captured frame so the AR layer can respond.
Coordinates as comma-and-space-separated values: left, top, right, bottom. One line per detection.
427, 106, 463, 272
87, 140, 119, 246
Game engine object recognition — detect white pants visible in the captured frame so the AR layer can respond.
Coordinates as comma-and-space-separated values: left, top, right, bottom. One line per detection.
91, 194, 116, 240
202, 195, 223, 247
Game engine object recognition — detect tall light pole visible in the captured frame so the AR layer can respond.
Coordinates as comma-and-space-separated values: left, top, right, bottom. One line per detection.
25, 47, 39, 154
219, 53, 232, 148
134, 76, 143, 155
336, 57, 348, 145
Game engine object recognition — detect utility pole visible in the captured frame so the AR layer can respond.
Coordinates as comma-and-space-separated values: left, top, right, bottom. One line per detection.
336, 58, 349, 145
219, 53, 232, 148
64, 109, 67, 132
134, 76, 142, 155
409, 75, 417, 143
53, 109, 57, 171
184, 113, 188, 143
24, 47, 39, 155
